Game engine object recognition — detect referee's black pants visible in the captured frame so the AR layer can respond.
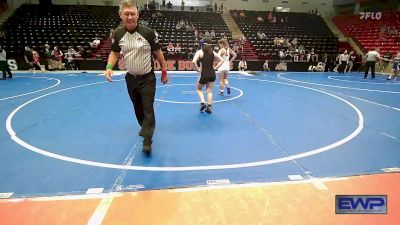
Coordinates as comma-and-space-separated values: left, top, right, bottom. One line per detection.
338, 61, 347, 73
364, 61, 376, 78
125, 72, 156, 141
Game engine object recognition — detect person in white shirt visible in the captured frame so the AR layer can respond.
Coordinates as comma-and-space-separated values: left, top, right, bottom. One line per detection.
263, 60, 270, 71
364, 48, 384, 79
0, 46, 12, 79
338, 50, 349, 74
217, 39, 237, 95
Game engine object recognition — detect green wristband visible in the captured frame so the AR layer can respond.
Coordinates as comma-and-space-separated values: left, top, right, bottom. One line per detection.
106, 64, 113, 70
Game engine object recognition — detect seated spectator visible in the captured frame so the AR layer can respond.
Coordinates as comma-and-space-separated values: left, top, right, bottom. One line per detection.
174, 43, 182, 56
299, 49, 305, 61
310, 48, 317, 62
285, 49, 293, 60
273, 37, 279, 46
65, 46, 78, 70
166, 42, 175, 56
188, 23, 195, 32
187, 47, 195, 60
238, 59, 247, 71
293, 48, 299, 62
198, 31, 204, 38
239, 11, 245, 19
278, 37, 285, 46
204, 30, 210, 37
291, 38, 298, 46
194, 29, 198, 37
193, 38, 200, 49
257, 31, 266, 39
90, 37, 101, 49
213, 45, 219, 51
210, 30, 216, 38
256, 16, 264, 23
76, 46, 85, 58
278, 49, 285, 60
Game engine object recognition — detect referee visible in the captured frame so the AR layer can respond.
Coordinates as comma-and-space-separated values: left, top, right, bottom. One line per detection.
104, 0, 168, 154
364, 48, 383, 79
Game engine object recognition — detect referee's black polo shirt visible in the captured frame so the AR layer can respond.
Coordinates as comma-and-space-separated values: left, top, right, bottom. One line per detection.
112, 25, 160, 75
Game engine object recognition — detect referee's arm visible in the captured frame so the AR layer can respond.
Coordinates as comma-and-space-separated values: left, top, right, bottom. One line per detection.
104, 51, 120, 82
154, 49, 168, 84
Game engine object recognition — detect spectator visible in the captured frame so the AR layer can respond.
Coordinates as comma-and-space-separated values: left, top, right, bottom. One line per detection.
239, 11, 245, 19
51, 46, 64, 70
32, 49, 45, 72
238, 59, 247, 71
166, 42, 175, 57
90, 37, 101, 49
166, 1, 172, 10
257, 31, 266, 39
346, 51, 355, 73
174, 43, 182, 57
210, 30, 216, 38
44, 44, 54, 70
338, 50, 349, 74
65, 46, 78, 70
0, 46, 12, 79
263, 60, 270, 71
24, 46, 34, 71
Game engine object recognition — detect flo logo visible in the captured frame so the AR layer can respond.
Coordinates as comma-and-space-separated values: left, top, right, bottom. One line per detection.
359, 12, 382, 20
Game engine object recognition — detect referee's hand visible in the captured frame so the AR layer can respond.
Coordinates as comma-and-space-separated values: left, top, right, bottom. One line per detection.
105, 69, 113, 82
161, 70, 168, 84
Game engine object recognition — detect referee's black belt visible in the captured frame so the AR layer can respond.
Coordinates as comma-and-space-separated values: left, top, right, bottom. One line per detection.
127, 71, 154, 79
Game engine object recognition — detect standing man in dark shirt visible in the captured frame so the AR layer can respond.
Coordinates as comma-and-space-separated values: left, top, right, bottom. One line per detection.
166, 1, 172, 10
24, 46, 34, 71
0, 46, 12, 79
104, 0, 168, 154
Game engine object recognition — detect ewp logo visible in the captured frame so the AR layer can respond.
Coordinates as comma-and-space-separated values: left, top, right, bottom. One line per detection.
336, 195, 387, 214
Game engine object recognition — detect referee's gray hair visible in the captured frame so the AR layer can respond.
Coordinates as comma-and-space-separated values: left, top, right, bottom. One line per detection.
119, 0, 137, 13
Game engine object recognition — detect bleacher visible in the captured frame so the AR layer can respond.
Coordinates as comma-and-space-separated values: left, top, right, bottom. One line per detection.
333, 12, 400, 55
0, 4, 120, 59
231, 10, 339, 60
139, 9, 232, 60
